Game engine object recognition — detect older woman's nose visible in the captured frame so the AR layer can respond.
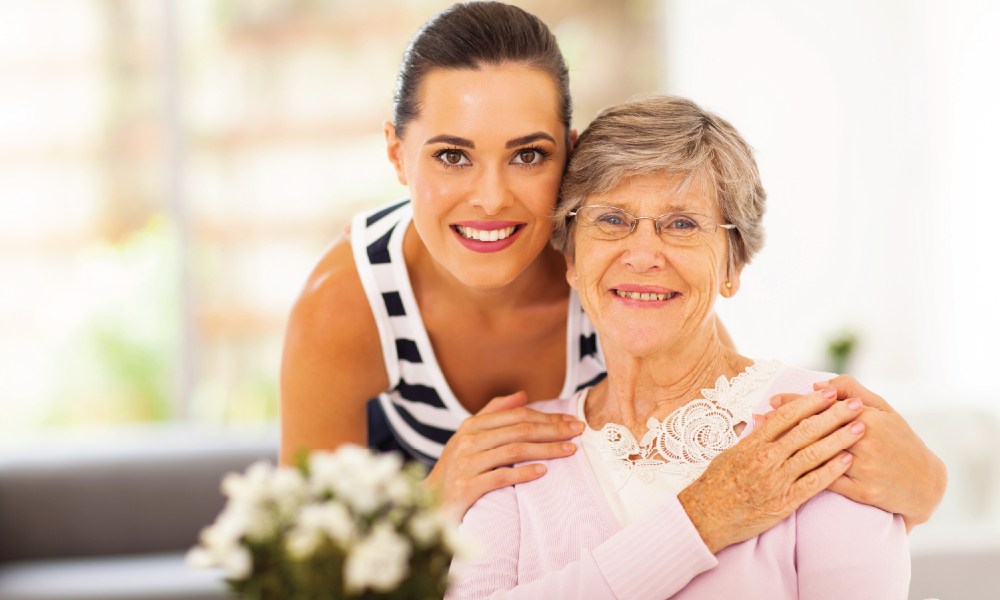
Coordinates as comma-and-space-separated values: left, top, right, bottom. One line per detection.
469, 167, 514, 215
622, 219, 667, 271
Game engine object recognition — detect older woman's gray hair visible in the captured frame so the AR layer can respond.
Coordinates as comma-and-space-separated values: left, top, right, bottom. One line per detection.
552, 95, 766, 271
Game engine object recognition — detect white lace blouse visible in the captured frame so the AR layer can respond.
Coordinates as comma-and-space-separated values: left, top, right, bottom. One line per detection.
579, 360, 782, 526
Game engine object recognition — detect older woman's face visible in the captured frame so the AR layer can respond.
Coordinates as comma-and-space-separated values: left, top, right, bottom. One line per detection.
565, 172, 736, 357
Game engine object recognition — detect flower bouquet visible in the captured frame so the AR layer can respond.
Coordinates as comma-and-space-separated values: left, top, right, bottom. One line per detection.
187, 446, 470, 599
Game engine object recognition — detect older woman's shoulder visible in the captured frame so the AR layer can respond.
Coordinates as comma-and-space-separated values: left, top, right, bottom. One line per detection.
744, 362, 838, 419
526, 390, 587, 416
765, 363, 837, 396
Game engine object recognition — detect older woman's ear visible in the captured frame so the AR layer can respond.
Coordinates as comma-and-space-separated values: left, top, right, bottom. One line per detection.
721, 265, 743, 297
564, 255, 577, 289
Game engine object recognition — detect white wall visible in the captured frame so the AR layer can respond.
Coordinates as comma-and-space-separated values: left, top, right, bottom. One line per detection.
661, 0, 1000, 411
660, 3, 1000, 584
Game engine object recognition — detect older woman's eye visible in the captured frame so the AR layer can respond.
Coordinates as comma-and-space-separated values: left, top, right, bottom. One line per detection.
663, 215, 701, 233
596, 211, 630, 227
432, 149, 471, 168
510, 147, 550, 166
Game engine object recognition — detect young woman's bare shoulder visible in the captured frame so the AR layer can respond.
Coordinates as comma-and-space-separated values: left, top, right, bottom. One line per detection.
289, 237, 379, 344
280, 237, 388, 462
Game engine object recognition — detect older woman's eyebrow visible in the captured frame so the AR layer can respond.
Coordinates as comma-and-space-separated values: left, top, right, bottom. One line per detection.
425, 135, 475, 148
506, 132, 556, 148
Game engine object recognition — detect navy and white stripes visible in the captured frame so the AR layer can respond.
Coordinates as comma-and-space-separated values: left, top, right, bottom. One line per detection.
351, 200, 606, 464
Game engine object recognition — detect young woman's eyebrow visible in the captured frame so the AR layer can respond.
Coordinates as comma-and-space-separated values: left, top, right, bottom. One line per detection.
425, 135, 475, 148
506, 132, 556, 148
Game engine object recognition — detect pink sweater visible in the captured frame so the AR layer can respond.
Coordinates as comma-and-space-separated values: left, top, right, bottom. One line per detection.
447, 367, 910, 599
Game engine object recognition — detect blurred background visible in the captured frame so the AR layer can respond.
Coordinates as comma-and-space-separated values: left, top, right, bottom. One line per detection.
1, 0, 998, 593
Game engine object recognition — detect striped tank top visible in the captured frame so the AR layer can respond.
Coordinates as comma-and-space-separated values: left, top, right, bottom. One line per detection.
351, 200, 607, 465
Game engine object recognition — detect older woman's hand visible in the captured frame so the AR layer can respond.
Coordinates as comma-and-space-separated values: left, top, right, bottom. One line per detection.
425, 391, 583, 517
677, 389, 865, 554
807, 375, 946, 530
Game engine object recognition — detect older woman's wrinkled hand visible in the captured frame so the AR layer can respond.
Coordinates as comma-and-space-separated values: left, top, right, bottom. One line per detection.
425, 391, 583, 517
678, 389, 865, 554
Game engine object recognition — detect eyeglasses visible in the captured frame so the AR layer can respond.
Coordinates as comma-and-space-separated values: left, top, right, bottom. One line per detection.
568, 205, 736, 244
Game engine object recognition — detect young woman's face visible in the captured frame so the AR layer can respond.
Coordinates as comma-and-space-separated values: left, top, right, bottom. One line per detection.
385, 65, 569, 289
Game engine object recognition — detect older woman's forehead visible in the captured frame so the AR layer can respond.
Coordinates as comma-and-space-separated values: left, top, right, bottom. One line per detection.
598, 171, 720, 213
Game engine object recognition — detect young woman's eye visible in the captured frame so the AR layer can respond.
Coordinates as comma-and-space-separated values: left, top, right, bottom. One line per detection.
432, 149, 471, 168
510, 147, 550, 166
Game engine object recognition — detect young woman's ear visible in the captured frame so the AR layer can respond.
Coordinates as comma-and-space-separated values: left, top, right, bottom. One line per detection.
384, 121, 407, 186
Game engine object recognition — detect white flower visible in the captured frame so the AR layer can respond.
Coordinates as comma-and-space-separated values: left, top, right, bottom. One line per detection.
220, 545, 253, 579
201, 508, 250, 550
222, 461, 274, 506
296, 501, 357, 546
408, 510, 446, 547
344, 521, 412, 593
285, 527, 321, 559
188, 512, 255, 580
309, 446, 406, 514
271, 467, 308, 518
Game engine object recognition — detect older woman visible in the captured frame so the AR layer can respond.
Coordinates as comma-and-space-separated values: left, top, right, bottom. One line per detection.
447, 95, 910, 599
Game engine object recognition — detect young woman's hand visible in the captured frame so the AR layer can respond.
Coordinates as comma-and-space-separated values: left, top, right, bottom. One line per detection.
806, 375, 946, 530
426, 391, 584, 517
678, 389, 865, 553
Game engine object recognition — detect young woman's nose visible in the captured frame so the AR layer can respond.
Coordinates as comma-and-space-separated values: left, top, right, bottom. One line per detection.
468, 166, 514, 215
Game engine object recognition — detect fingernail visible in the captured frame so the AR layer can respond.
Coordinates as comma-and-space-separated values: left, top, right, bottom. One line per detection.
840, 453, 854, 464
571, 421, 585, 433
850, 422, 865, 435
562, 442, 576, 453
821, 388, 837, 400
769, 396, 781, 409
562, 414, 576, 422
847, 398, 862, 411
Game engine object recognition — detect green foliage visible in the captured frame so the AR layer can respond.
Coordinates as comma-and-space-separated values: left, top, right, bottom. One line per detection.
46, 216, 180, 426
825, 329, 860, 374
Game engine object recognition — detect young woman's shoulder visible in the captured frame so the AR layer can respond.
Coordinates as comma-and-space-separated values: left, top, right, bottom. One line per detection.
279, 235, 389, 463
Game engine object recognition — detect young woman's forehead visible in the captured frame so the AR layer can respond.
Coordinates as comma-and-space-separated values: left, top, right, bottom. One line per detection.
411, 66, 564, 141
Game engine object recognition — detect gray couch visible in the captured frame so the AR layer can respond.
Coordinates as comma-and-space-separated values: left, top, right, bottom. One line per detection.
0, 426, 277, 600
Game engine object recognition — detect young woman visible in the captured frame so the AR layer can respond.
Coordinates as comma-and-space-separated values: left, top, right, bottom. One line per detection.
280, 2, 944, 532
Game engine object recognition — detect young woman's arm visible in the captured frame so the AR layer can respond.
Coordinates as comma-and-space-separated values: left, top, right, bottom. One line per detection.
280, 237, 388, 465
279, 236, 581, 513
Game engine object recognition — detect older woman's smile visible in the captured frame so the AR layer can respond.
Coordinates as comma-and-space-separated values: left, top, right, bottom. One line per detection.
612, 285, 681, 304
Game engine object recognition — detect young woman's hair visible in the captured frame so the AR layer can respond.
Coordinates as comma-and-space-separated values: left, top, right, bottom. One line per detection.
552, 95, 767, 270
393, 1, 571, 138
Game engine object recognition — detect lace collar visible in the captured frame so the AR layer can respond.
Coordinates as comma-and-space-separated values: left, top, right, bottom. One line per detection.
585, 360, 782, 490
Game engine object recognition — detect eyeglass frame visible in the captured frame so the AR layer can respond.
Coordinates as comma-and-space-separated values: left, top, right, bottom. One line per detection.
566, 204, 737, 241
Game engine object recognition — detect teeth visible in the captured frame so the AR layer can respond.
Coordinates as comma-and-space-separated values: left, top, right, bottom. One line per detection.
615, 289, 677, 301
457, 225, 517, 242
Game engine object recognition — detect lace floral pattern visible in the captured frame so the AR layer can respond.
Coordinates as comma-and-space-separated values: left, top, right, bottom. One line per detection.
596, 360, 781, 490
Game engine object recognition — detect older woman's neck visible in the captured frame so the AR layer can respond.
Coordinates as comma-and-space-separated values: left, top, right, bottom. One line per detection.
589, 340, 750, 434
